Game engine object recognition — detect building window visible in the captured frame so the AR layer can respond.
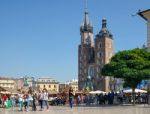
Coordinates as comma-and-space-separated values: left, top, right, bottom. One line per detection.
99, 42, 102, 48
98, 42, 102, 49
54, 85, 56, 88
84, 69, 86, 73
97, 67, 99, 72
109, 43, 111, 48
97, 60, 100, 65
84, 63, 86, 67
80, 69, 82, 74
100, 43, 102, 48
97, 52, 103, 58
99, 52, 102, 57
49, 85, 51, 88
80, 63, 81, 67
80, 56, 82, 60
43, 85, 45, 88
97, 53, 99, 58
101, 58, 104, 64
88, 66, 95, 77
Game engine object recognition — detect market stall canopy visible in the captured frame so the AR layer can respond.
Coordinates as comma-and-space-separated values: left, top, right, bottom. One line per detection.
48, 90, 58, 95
89, 90, 106, 94
0, 91, 11, 94
75, 91, 83, 95
0, 86, 20, 94
123, 89, 147, 93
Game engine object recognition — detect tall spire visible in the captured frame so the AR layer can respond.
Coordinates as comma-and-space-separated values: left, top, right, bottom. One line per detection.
85, 0, 88, 12
80, 0, 93, 33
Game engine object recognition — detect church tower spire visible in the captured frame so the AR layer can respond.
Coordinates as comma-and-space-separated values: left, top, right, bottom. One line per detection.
78, 0, 95, 91
80, 0, 93, 33
80, 0, 94, 46
98, 18, 113, 39
102, 18, 107, 29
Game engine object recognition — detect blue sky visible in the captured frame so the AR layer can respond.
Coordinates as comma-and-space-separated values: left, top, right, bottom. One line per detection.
0, 0, 150, 82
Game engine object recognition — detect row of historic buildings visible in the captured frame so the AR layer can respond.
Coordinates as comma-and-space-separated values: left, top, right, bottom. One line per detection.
0, 77, 78, 93
0, 77, 23, 90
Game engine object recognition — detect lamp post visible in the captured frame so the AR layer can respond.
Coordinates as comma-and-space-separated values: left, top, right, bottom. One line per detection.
138, 9, 150, 104
138, 9, 150, 51
147, 81, 150, 105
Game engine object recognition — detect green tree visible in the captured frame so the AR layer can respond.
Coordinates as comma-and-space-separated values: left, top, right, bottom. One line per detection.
101, 48, 150, 105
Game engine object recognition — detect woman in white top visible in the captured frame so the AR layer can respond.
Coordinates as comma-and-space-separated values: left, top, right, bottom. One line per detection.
43, 89, 49, 110
18, 92, 24, 111
28, 91, 33, 111
38, 90, 44, 111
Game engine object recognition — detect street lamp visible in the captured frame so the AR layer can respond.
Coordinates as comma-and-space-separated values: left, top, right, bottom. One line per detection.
138, 9, 150, 104
138, 9, 150, 52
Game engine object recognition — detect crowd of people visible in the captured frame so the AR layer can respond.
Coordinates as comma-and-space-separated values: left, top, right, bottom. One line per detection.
74, 91, 148, 105
52, 91, 149, 106
0, 88, 149, 111
0, 88, 49, 111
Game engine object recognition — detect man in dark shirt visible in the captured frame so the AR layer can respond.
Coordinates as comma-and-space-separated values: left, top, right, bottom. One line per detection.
69, 87, 74, 108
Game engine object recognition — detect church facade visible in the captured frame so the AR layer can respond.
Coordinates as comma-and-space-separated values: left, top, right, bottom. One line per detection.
78, 10, 114, 92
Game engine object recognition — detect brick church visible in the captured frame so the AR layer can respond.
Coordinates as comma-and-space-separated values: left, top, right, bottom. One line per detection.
78, 9, 114, 92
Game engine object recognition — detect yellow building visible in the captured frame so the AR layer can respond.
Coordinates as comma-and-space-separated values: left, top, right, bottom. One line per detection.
0, 77, 15, 89
36, 78, 59, 92
70, 82, 78, 92
65, 79, 78, 92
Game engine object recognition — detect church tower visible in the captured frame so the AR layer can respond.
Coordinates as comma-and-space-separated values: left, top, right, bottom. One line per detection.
78, 8, 95, 90
95, 19, 113, 91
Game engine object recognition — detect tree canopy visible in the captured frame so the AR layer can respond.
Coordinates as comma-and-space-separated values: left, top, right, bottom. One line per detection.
102, 48, 150, 89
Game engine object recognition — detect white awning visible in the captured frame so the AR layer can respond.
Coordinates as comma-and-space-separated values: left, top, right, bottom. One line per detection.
0, 91, 11, 94
89, 90, 106, 94
123, 89, 147, 93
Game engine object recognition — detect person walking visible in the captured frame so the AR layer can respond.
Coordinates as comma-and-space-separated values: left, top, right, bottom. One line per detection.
0, 95, 2, 108
10, 94, 16, 110
28, 90, 33, 111
38, 90, 44, 111
32, 91, 37, 111
18, 92, 24, 111
43, 89, 49, 110
68, 87, 74, 108
23, 92, 29, 111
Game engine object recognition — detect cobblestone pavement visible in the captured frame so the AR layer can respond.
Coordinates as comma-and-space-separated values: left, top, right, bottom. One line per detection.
0, 105, 150, 114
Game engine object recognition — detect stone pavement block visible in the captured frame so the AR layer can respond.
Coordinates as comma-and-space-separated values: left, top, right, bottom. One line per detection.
0, 106, 150, 114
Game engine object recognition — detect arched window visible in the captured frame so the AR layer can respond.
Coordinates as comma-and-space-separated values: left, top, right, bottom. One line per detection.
98, 42, 102, 48
88, 66, 95, 77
